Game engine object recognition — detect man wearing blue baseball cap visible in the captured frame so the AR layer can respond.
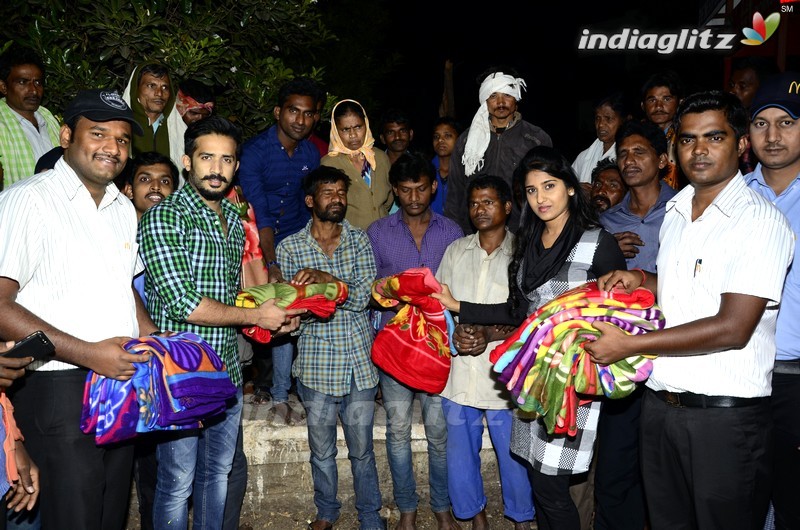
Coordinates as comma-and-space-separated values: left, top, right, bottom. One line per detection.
0, 89, 158, 530
745, 71, 800, 530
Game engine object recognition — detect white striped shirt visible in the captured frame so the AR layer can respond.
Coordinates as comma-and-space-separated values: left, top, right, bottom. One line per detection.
650, 173, 794, 397
0, 157, 141, 370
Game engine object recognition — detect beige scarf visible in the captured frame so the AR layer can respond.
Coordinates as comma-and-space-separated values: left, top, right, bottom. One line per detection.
327, 99, 377, 170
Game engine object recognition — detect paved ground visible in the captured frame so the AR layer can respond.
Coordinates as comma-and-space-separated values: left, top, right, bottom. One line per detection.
124, 390, 533, 529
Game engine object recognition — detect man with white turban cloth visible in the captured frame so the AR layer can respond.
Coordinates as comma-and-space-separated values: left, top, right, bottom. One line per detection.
444, 69, 553, 233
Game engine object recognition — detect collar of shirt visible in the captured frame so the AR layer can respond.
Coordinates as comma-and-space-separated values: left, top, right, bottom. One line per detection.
745, 163, 800, 200
463, 228, 514, 257
175, 181, 241, 225
151, 113, 165, 133
298, 218, 354, 251
667, 171, 746, 221
605, 180, 678, 218
9, 107, 46, 129
51, 156, 124, 210
489, 111, 521, 133
386, 209, 444, 229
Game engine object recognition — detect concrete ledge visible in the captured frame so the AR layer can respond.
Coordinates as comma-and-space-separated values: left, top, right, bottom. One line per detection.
128, 397, 502, 529
240, 396, 495, 515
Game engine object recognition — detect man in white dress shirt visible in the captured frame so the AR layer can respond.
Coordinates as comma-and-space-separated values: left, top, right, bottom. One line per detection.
0, 89, 156, 530
586, 90, 794, 530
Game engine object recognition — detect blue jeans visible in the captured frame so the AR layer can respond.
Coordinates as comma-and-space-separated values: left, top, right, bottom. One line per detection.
271, 337, 295, 403
297, 379, 383, 530
441, 399, 535, 522
379, 370, 450, 513
223, 419, 248, 530
153, 389, 243, 529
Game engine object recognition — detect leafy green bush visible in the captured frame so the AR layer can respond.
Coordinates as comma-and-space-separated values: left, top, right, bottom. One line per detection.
1, 0, 336, 138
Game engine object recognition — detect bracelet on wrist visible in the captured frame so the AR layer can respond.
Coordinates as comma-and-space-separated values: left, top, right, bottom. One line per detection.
266, 260, 279, 269
631, 268, 647, 285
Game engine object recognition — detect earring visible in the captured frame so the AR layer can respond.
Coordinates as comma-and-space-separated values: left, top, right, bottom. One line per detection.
568, 190, 575, 196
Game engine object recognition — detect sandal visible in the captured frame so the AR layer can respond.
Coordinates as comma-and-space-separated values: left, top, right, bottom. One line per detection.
251, 387, 271, 405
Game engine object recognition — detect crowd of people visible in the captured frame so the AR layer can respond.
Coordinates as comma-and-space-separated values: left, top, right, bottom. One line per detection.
0, 41, 798, 530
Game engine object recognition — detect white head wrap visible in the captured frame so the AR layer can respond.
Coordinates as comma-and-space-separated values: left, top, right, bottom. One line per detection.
462, 72, 526, 176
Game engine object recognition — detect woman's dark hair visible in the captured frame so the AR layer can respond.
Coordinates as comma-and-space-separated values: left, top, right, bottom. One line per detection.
333, 100, 365, 122
508, 146, 600, 310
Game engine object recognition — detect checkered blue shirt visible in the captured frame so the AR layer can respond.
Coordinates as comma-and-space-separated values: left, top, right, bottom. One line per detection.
276, 219, 378, 396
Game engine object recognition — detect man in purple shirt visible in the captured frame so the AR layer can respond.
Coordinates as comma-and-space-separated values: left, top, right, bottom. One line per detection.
238, 78, 324, 422
366, 152, 463, 530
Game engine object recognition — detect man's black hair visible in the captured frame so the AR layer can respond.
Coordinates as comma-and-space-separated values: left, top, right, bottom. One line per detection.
467, 175, 512, 205
277, 77, 325, 109
380, 108, 412, 131
615, 120, 668, 156
127, 151, 179, 186
389, 152, 435, 187
640, 70, 684, 101
730, 56, 780, 82
432, 116, 463, 136
303, 165, 351, 196
136, 63, 170, 86
675, 90, 749, 141
590, 157, 621, 185
184, 115, 243, 158
0, 45, 45, 81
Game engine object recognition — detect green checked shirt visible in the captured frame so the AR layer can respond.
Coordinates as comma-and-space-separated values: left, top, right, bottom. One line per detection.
0, 99, 60, 189
137, 183, 245, 386
277, 219, 379, 396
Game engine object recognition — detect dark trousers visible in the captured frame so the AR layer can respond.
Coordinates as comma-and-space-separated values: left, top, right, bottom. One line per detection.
133, 433, 161, 530
594, 386, 646, 530
529, 470, 580, 530
641, 389, 772, 530
11, 370, 134, 530
770, 372, 800, 530
222, 420, 248, 530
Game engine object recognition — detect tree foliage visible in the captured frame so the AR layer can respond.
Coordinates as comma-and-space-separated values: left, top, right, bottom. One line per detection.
1, 0, 336, 137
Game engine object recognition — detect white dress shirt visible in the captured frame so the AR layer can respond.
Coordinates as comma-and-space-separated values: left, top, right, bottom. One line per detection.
650, 173, 794, 397
0, 157, 141, 370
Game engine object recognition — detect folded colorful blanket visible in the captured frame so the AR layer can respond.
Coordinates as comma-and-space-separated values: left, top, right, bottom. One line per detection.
371, 267, 455, 394
0, 391, 22, 496
234, 281, 349, 343
80, 332, 237, 445
490, 281, 664, 436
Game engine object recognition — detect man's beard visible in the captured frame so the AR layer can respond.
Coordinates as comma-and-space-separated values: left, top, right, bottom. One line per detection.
315, 203, 346, 223
192, 172, 231, 201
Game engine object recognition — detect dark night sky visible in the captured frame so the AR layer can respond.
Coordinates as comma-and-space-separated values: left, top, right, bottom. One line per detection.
373, 0, 736, 159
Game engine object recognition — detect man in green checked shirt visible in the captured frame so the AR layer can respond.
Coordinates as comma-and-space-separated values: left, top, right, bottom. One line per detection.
138, 115, 302, 529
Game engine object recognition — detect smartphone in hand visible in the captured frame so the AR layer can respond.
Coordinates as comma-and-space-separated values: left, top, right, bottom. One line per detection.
3, 331, 55, 360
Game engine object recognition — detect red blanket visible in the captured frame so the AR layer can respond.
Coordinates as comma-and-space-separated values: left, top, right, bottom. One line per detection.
371, 267, 452, 393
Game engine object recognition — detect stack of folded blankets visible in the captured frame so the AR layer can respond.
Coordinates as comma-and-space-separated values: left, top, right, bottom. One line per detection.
490, 281, 665, 436
81, 332, 237, 445
371, 267, 455, 394
234, 281, 349, 343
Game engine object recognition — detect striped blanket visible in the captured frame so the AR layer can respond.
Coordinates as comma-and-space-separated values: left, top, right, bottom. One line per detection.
371, 267, 455, 393
234, 281, 349, 342
80, 332, 237, 445
490, 281, 664, 436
